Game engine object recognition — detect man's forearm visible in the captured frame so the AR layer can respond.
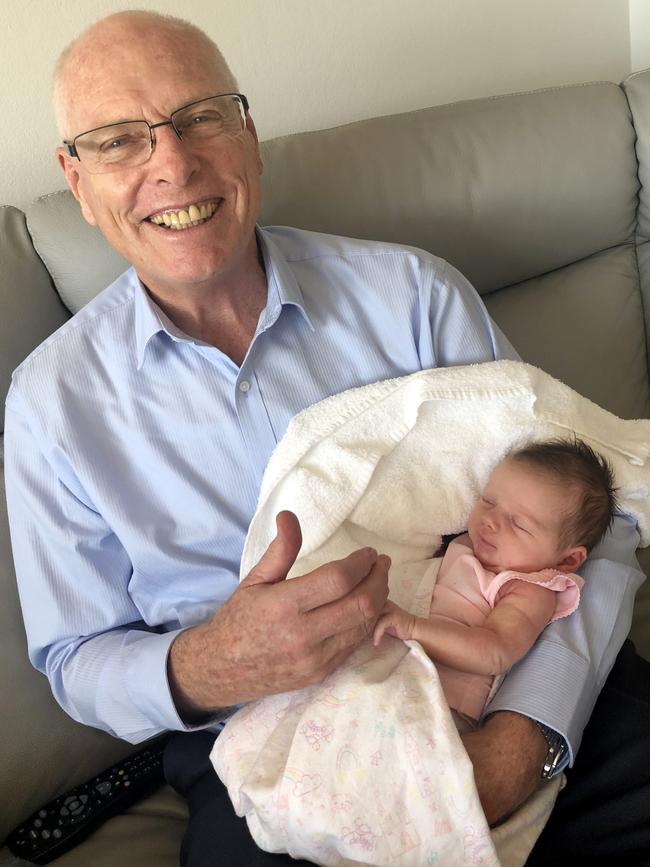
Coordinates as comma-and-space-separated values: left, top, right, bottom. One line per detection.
461, 710, 548, 825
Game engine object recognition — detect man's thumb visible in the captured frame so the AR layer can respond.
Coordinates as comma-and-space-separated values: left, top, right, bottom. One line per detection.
242, 510, 303, 586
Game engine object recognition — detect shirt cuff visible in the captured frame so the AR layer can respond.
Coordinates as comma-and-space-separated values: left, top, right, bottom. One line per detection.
123, 628, 237, 734
485, 638, 594, 767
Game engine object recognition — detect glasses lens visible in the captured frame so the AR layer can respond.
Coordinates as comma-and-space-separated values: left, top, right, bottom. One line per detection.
74, 122, 151, 173
173, 95, 245, 144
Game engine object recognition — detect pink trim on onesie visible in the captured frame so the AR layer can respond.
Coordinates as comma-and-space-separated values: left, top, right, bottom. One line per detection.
478, 566, 584, 621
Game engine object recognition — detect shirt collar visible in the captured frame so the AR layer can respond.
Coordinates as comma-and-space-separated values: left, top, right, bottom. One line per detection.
133, 226, 315, 369
255, 226, 315, 334
133, 271, 189, 369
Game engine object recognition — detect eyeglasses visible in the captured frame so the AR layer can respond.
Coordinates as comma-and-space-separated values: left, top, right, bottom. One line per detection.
63, 93, 250, 174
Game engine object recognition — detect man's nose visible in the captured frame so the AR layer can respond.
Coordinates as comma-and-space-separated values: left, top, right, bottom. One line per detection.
149, 123, 200, 185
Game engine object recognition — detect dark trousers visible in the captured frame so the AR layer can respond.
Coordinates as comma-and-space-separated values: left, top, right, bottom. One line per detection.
164, 640, 650, 867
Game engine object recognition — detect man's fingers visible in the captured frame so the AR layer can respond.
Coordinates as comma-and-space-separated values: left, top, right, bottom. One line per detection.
305, 553, 391, 636
242, 510, 303, 587
288, 547, 386, 612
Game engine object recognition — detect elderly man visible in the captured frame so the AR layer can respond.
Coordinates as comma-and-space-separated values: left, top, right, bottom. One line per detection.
5, 10, 649, 867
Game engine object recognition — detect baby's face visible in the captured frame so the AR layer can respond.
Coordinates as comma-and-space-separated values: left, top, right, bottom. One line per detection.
467, 459, 578, 573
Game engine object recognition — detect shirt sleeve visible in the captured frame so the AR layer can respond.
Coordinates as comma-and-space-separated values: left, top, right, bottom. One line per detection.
485, 513, 645, 766
4, 386, 217, 743
423, 259, 520, 367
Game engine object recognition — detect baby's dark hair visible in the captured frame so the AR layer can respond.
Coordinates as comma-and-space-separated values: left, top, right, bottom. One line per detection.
506, 438, 618, 551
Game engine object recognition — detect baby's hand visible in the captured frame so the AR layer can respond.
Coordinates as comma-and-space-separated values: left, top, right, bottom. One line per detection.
373, 601, 417, 645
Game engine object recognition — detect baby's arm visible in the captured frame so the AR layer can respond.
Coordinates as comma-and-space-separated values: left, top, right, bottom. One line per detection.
373, 581, 557, 676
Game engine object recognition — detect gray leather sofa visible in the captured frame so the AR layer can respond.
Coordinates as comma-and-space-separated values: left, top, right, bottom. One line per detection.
2, 71, 650, 865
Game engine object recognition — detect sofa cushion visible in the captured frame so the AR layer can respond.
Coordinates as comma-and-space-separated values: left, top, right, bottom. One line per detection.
258, 82, 639, 295
623, 68, 650, 243
0, 206, 70, 429
25, 193, 128, 315
632, 240, 650, 377
483, 244, 650, 421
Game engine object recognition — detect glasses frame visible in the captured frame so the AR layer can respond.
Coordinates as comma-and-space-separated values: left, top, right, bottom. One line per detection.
63, 93, 250, 170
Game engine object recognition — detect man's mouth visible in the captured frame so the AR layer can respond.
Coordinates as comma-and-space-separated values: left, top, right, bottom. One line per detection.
147, 200, 219, 230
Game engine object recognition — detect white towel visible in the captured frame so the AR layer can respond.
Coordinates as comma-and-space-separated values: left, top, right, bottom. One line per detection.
241, 361, 650, 590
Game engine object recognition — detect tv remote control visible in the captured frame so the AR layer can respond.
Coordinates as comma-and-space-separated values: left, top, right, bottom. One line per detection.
5, 737, 169, 864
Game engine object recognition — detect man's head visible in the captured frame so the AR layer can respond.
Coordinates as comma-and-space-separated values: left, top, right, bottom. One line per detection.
467, 438, 617, 574
54, 11, 263, 298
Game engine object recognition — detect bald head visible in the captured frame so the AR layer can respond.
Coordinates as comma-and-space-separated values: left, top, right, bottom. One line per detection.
53, 11, 238, 137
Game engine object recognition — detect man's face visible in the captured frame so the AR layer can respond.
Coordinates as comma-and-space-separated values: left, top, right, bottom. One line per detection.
467, 459, 580, 574
57, 27, 263, 298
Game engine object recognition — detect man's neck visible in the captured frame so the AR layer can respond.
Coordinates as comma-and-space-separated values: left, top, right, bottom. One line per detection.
143, 242, 268, 366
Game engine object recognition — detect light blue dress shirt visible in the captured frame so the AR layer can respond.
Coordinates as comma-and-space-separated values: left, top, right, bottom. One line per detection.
4, 226, 644, 763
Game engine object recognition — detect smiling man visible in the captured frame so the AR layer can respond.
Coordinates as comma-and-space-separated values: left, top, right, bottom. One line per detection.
55, 17, 265, 363
5, 10, 650, 867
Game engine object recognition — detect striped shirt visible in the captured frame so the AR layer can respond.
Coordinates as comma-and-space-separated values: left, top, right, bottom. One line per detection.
4, 226, 643, 764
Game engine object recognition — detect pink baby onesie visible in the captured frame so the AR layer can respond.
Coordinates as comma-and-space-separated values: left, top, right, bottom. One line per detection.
430, 533, 584, 720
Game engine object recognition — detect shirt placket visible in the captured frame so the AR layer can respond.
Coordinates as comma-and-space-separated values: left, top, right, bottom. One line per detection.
233, 363, 279, 480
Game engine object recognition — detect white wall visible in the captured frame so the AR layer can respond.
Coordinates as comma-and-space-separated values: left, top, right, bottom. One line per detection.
630, 0, 650, 72
1, 0, 631, 209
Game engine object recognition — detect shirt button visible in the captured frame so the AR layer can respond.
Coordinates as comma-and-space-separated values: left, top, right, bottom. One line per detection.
238, 380, 251, 392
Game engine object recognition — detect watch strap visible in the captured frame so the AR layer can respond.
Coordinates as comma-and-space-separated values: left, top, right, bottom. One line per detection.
534, 721, 568, 779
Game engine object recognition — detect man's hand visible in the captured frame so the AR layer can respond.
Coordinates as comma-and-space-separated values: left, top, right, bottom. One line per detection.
461, 710, 548, 825
167, 510, 390, 721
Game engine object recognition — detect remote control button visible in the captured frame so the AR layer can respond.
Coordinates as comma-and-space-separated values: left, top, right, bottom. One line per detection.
65, 797, 80, 810
53, 829, 62, 839
79, 794, 89, 804
38, 809, 47, 818
95, 781, 112, 796
60, 807, 69, 817
29, 830, 38, 840
41, 830, 51, 840
34, 819, 43, 828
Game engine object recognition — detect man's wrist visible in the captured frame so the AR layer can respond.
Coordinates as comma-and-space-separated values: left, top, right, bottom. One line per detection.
167, 624, 227, 723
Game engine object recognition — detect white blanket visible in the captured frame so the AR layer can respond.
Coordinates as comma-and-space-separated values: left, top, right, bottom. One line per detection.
212, 361, 650, 867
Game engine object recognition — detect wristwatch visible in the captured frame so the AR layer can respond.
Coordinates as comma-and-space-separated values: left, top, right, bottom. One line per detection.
534, 721, 568, 779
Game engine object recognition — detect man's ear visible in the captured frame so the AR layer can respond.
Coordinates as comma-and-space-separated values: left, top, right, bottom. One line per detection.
55, 147, 98, 226
557, 546, 588, 573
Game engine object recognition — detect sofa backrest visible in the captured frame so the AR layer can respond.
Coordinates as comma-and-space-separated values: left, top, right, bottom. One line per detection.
20, 77, 650, 421
2, 73, 650, 839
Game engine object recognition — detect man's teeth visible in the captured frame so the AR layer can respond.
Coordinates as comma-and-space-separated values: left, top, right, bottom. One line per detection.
149, 202, 217, 229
